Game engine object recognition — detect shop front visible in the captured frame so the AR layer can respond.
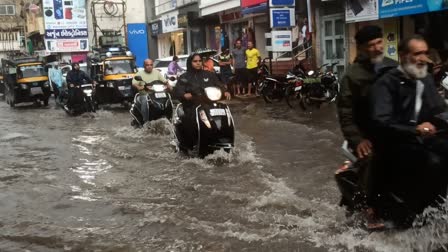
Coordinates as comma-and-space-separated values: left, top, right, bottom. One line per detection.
158, 10, 187, 58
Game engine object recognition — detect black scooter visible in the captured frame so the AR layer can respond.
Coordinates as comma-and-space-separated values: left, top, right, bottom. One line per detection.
335, 112, 448, 228
129, 76, 173, 127
61, 83, 96, 116
173, 86, 235, 157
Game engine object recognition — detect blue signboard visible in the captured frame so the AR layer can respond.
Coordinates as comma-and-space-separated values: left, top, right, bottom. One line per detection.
270, 8, 294, 28
379, 0, 448, 18
127, 23, 149, 68
270, 0, 294, 6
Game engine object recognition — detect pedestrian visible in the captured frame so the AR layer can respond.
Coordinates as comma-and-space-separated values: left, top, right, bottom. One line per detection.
369, 35, 448, 225
167, 55, 185, 75
218, 47, 233, 90
132, 59, 167, 124
245, 41, 261, 96
231, 39, 246, 96
49, 62, 63, 102
336, 25, 397, 230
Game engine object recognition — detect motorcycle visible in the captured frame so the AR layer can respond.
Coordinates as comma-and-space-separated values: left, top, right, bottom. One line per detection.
61, 83, 96, 116
286, 62, 339, 110
130, 76, 173, 128
335, 112, 448, 228
173, 86, 235, 158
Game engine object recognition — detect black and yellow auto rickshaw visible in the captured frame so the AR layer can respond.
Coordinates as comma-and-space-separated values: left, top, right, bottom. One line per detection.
1, 57, 51, 107
88, 46, 137, 107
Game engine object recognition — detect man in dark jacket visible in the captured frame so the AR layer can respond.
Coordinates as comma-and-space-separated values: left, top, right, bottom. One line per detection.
65, 62, 92, 110
337, 25, 397, 228
370, 35, 448, 223
174, 53, 231, 149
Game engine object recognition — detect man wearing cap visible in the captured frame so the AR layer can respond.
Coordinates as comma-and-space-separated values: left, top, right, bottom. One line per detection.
337, 25, 396, 229
369, 35, 448, 223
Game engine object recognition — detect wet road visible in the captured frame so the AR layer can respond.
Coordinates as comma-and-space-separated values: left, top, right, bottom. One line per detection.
0, 98, 447, 252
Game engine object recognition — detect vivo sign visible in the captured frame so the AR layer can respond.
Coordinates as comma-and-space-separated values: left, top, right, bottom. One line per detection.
129, 29, 146, 35
162, 11, 179, 33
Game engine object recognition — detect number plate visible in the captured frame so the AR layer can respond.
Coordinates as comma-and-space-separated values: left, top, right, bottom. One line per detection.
209, 108, 226, 116
155, 92, 166, 98
30, 87, 43, 95
118, 86, 125, 90
294, 86, 302, 91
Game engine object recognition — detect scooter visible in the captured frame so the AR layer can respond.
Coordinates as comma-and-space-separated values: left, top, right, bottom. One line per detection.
61, 83, 96, 116
173, 86, 235, 158
335, 112, 448, 228
129, 76, 173, 127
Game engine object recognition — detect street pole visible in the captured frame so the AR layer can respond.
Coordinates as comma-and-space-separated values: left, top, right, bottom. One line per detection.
267, 3, 273, 75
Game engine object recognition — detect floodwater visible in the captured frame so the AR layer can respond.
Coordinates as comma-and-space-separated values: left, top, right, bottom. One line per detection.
0, 98, 447, 252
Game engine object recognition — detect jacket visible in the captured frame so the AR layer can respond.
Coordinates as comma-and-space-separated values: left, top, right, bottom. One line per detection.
66, 69, 92, 86
337, 56, 397, 149
174, 54, 226, 106
370, 68, 446, 144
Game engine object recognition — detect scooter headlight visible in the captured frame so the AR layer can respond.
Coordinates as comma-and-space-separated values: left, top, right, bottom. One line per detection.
204, 87, 222, 101
152, 84, 165, 92
83, 89, 93, 95
20, 84, 28, 89
199, 110, 212, 129
307, 70, 315, 76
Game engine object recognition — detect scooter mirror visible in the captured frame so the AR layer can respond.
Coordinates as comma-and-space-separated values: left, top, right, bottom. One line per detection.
134, 76, 143, 81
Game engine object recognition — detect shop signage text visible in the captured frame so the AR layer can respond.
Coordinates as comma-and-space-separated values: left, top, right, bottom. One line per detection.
269, 0, 294, 6
162, 12, 179, 33
150, 21, 162, 37
127, 23, 149, 68
270, 8, 295, 28
241, 0, 267, 8
379, 0, 448, 18
271, 30, 292, 52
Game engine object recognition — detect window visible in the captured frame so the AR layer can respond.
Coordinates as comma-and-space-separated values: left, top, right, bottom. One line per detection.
0, 5, 15, 16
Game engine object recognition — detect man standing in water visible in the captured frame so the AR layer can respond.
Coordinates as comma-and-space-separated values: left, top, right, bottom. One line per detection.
245, 41, 261, 96
336, 25, 397, 230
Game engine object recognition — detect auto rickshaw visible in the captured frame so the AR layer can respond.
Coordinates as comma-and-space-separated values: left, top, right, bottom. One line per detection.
1, 57, 51, 107
88, 46, 137, 107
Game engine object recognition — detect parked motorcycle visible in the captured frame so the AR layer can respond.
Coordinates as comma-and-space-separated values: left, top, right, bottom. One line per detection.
173, 86, 235, 158
130, 76, 174, 127
61, 83, 96, 116
286, 62, 339, 110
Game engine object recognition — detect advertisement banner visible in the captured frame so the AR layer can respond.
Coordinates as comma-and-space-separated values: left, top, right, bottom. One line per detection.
43, 0, 88, 52
270, 8, 295, 28
241, 0, 267, 8
345, 0, 379, 23
127, 23, 149, 68
383, 19, 400, 61
271, 30, 292, 52
379, 0, 448, 18
269, 0, 294, 6
161, 11, 179, 33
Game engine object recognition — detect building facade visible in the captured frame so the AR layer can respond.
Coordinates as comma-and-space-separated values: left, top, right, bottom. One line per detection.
0, 0, 26, 60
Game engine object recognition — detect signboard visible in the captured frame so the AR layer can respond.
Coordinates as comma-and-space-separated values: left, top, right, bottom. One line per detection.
379, 0, 448, 18
43, 0, 88, 52
161, 11, 179, 33
271, 30, 292, 52
269, 0, 294, 6
150, 21, 162, 37
127, 23, 149, 68
270, 8, 295, 28
241, 0, 267, 8
383, 19, 399, 61
345, 0, 379, 23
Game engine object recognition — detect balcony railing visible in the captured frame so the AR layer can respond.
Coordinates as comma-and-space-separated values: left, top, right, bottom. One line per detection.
155, 0, 197, 16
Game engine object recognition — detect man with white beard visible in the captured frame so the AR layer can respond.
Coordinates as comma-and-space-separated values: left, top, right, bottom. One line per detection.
337, 25, 396, 230
369, 35, 448, 226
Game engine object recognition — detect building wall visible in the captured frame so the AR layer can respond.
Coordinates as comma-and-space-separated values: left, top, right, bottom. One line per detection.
0, 0, 25, 53
87, 0, 146, 48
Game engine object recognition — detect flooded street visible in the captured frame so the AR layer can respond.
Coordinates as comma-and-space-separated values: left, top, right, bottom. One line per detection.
1, 99, 448, 252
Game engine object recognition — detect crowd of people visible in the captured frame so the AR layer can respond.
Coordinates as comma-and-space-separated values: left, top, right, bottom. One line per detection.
337, 25, 448, 229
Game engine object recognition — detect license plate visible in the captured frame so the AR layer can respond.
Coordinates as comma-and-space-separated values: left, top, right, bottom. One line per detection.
209, 108, 226, 116
155, 92, 166, 98
30, 87, 43, 95
118, 86, 126, 90
294, 86, 302, 91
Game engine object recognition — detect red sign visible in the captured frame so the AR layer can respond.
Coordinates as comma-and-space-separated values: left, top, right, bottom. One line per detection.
241, 0, 267, 8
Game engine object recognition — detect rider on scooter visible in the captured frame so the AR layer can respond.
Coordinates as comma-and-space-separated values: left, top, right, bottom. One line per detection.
174, 53, 231, 149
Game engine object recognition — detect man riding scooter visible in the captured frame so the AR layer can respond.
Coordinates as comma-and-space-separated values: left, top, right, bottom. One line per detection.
65, 62, 93, 112
369, 35, 448, 226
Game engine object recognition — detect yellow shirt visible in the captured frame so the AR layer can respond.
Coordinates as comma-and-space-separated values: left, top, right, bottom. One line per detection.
246, 48, 260, 69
